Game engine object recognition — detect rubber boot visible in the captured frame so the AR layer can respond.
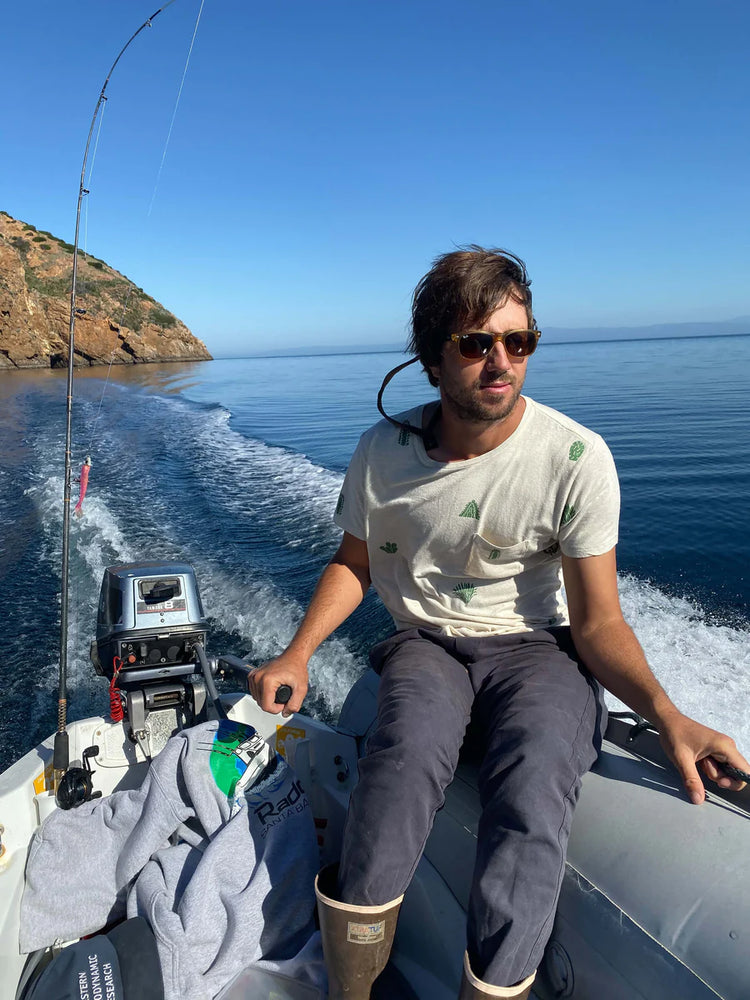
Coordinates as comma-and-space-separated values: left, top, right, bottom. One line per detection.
459, 952, 536, 999
315, 864, 403, 1000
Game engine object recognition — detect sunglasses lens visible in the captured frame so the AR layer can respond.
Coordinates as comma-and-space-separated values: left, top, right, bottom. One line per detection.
458, 334, 493, 359
505, 331, 537, 357
455, 330, 538, 359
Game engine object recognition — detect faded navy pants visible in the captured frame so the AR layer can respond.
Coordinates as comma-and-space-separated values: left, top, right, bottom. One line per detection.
337, 627, 606, 987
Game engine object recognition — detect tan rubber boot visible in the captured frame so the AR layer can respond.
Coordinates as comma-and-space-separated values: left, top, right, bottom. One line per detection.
315, 865, 403, 1000
459, 951, 536, 999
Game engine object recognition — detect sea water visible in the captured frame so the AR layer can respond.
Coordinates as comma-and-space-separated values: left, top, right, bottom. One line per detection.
0, 335, 748, 769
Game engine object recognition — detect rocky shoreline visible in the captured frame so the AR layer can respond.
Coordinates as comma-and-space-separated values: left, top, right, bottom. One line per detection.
0, 212, 212, 370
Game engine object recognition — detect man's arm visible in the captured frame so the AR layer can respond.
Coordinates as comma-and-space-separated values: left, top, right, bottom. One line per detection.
562, 548, 749, 804
248, 531, 371, 716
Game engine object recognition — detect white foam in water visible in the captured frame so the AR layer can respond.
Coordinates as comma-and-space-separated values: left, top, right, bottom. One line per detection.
73, 499, 136, 580
191, 561, 363, 718
27, 475, 142, 713
25, 407, 749, 761
31, 475, 136, 588
32, 471, 750, 756
190, 409, 345, 552
28, 465, 361, 723
617, 575, 750, 755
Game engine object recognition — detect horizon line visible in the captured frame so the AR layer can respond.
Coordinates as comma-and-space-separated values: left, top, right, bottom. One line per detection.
211, 328, 750, 361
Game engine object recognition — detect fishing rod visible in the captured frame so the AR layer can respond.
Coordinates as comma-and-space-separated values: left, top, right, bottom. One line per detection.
54, 1, 179, 796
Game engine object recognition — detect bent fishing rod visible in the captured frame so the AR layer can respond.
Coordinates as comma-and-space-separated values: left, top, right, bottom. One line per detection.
54, 2, 179, 793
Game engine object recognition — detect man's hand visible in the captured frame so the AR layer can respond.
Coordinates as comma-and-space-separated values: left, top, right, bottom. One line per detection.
248, 652, 309, 718
245, 533, 369, 718
657, 710, 749, 804
563, 550, 749, 805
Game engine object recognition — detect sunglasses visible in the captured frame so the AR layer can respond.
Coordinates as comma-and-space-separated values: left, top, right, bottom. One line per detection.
449, 329, 541, 360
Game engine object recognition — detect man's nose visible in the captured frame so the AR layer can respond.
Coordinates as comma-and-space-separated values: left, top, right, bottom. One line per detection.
485, 339, 510, 369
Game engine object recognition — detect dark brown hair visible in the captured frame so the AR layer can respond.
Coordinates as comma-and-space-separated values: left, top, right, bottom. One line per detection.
408, 246, 533, 386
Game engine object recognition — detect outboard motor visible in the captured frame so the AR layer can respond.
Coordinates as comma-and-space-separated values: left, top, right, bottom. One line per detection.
90, 562, 212, 756
91, 562, 208, 681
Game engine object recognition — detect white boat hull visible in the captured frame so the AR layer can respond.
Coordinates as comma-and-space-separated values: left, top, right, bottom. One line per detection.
1, 672, 748, 999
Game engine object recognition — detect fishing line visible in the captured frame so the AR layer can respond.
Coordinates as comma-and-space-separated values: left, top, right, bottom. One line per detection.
85, 284, 135, 454
85, 354, 117, 453
83, 261, 145, 456
148, 0, 206, 217
82, 0, 206, 452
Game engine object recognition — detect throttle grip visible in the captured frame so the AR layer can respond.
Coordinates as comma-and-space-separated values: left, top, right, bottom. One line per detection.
275, 684, 292, 705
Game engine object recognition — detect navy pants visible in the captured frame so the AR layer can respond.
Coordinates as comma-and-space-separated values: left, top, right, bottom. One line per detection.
337, 627, 606, 987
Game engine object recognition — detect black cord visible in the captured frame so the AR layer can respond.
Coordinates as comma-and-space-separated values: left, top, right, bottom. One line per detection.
376, 357, 441, 451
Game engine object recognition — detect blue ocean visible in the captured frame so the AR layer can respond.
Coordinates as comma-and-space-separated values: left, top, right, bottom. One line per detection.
1, 335, 748, 770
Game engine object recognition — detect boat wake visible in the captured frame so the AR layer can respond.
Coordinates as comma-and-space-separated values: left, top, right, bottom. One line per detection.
617, 575, 750, 752
4, 379, 748, 766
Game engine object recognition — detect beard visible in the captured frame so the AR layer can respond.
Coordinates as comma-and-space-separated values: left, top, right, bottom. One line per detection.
439, 371, 524, 425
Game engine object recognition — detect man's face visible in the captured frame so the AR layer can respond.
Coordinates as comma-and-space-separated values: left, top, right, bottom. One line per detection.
430, 298, 532, 425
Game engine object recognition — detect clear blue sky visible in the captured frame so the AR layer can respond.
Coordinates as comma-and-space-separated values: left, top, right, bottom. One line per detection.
3, 1, 749, 356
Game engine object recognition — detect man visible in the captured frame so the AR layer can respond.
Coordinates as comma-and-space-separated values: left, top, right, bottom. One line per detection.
249, 247, 748, 1000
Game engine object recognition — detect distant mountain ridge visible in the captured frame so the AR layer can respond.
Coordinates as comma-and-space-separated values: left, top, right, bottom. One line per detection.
226, 315, 750, 359
0, 211, 211, 369
541, 317, 750, 343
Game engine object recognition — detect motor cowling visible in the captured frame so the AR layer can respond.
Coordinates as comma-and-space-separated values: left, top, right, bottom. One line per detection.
90, 562, 208, 687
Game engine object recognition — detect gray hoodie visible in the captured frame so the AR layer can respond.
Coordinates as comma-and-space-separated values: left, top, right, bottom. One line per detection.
20, 719, 321, 1000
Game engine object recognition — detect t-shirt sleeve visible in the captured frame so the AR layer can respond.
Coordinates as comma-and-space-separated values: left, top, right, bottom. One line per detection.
558, 435, 620, 558
332, 434, 368, 541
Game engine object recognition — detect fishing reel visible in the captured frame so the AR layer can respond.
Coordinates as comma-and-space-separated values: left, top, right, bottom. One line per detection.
55, 745, 102, 811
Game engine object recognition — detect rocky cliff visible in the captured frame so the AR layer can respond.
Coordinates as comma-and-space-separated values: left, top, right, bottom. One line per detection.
0, 212, 212, 369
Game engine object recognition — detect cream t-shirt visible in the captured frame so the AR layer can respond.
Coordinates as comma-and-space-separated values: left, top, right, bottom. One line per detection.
334, 397, 620, 636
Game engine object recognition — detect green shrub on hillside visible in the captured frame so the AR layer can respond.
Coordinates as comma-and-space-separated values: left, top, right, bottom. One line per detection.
25, 271, 71, 297
150, 308, 177, 328
122, 302, 145, 332
76, 280, 104, 304
5, 225, 182, 339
